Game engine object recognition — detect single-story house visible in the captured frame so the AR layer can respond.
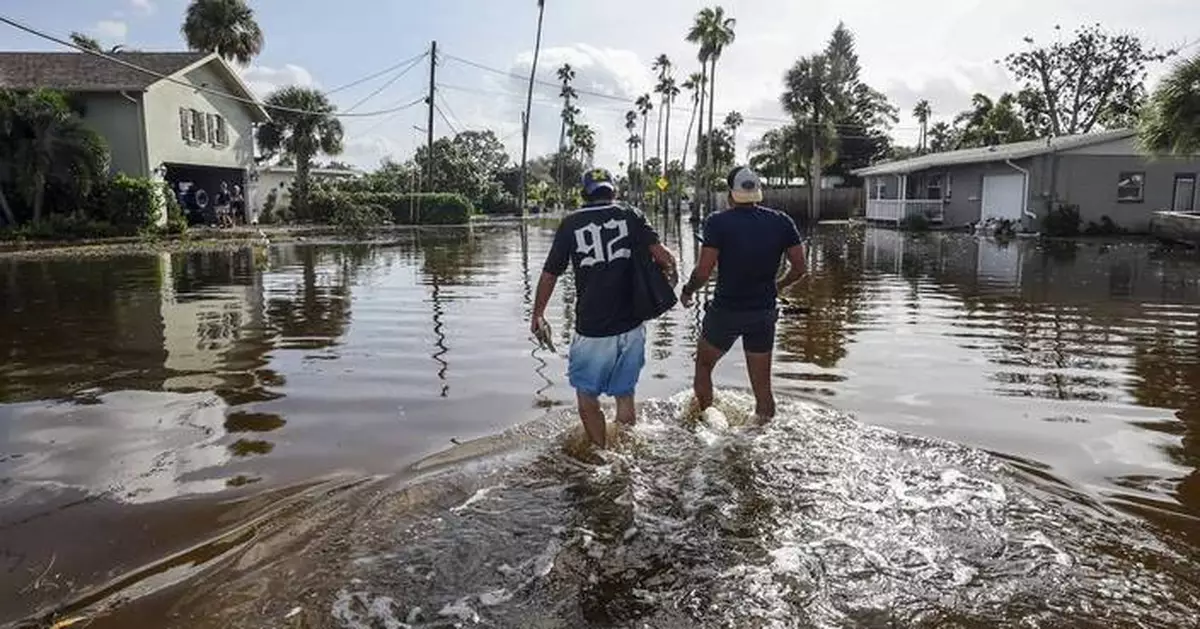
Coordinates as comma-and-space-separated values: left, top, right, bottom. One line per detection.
0, 51, 270, 222
251, 165, 361, 222
852, 129, 1200, 233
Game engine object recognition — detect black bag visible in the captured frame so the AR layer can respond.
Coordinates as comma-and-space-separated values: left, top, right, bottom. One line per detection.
631, 234, 677, 322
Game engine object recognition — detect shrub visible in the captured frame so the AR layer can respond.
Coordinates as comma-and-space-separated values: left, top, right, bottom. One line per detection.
899, 213, 930, 232
99, 174, 162, 231
162, 182, 187, 235
0, 213, 123, 241
1042, 203, 1081, 237
1084, 215, 1127, 236
311, 191, 474, 226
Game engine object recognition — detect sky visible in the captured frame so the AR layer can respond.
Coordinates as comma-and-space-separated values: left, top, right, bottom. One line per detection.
2, 0, 1198, 171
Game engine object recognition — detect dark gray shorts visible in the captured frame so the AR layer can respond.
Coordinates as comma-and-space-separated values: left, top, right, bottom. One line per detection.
700, 305, 778, 354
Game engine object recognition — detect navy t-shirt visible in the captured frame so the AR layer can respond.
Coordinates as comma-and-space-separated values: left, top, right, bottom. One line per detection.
543, 203, 660, 337
702, 205, 802, 311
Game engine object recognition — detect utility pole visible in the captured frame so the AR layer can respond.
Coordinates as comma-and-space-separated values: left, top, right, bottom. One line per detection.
519, 0, 547, 218
425, 40, 437, 191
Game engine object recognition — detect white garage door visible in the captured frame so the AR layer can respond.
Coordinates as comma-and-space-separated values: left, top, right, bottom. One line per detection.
981, 173, 1025, 222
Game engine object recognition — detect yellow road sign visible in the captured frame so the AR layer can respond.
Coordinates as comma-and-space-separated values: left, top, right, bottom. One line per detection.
656, 177, 669, 191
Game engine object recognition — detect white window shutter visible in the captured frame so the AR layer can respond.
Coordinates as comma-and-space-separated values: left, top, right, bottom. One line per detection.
205, 113, 215, 144
179, 108, 188, 140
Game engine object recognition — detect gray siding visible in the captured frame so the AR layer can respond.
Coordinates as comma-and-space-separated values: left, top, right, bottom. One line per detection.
143, 62, 257, 172
1053, 154, 1200, 232
941, 159, 1041, 228
78, 92, 148, 177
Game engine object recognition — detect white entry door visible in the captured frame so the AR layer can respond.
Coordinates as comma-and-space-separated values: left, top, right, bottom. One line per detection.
981, 173, 1026, 222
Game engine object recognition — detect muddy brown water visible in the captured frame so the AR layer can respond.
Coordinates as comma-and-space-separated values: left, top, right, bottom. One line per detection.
2, 221, 1200, 628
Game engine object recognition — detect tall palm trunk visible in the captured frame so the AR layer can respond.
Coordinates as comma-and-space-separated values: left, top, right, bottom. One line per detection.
518, 0, 546, 217
663, 95, 673, 213
641, 116, 650, 205
556, 116, 567, 209
681, 97, 698, 177
294, 155, 312, 221
809, 116, 820, 224
31, 171, 46, 224
695, 65, 707, 215
700, 55, 710, 216
0, 187, 15, 226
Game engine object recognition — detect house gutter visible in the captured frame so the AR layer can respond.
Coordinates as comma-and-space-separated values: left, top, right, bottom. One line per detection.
1004, 158, 1036, 228
120, 91, 149, 179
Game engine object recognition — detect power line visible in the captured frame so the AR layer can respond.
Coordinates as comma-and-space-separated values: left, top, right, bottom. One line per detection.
343, 53, 428, 113
434, 103, 460, 135
0, 15, 428, 119
436, 92, 468, 133
352, 96, 429, 135
441, 52, 922, 131
327, 50, 428, 95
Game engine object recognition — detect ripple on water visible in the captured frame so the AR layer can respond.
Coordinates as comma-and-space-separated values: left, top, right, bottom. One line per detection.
325, 392, 1200, 629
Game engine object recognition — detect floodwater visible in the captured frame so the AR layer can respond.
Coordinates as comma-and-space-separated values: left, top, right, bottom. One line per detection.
2, 221, 1200, 628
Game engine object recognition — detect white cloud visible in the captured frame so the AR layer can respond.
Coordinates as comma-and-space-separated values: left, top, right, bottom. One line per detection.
239, 64, 318, 100
94, 20, 128, 43
130, 0, 155, 14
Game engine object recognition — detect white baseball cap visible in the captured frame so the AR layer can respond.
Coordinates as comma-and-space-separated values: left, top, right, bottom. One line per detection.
727, 166, 763, 204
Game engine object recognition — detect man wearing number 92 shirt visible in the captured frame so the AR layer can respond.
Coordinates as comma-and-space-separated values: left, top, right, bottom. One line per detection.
532, 168, 678, 448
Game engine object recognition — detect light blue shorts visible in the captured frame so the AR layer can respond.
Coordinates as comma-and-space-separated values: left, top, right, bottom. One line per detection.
568, 325, 646, 398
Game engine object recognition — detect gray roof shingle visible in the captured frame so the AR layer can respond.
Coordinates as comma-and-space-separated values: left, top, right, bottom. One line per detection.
0, 52, 209, 92
852, 129, 1139, 177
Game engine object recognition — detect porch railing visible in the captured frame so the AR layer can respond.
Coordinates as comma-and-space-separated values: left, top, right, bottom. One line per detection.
865, 199, 945, 224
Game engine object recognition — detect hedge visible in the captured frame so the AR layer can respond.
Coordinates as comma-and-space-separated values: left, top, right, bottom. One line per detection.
310, 191, 474, 225
97, 174, 163, 231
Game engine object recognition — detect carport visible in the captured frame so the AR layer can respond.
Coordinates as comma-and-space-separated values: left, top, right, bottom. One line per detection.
164, 163, 246, 226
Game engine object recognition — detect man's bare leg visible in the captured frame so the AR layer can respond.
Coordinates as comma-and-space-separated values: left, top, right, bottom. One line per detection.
694, 339, 725, 412
577, 391, 607, 448
745, 350, 776, 422
615, 395, 636, 426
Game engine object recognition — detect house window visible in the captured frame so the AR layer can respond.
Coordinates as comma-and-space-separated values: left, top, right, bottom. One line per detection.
205, 113, 217, 144
214, 116, 228, 146
189, 109, 206, 143
926, 174, 943, 200
873, 179, 887, 199
1117, 172, 1145, 203
179, 108, 189, 140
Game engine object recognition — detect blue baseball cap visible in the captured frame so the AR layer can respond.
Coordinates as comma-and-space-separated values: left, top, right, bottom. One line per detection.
582, 167, 616, 197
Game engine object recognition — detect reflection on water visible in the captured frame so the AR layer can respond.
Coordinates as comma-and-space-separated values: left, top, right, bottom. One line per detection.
3, 224, 1200, 626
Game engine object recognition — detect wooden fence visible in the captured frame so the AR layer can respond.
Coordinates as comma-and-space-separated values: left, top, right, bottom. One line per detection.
715, 186, 864, 222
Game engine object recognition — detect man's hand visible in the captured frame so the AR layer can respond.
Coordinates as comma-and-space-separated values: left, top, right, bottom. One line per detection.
680, 289, 694, 308
530, 315, 544, 336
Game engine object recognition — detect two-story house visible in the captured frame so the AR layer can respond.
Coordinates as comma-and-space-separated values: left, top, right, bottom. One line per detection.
0, 51, 270, 223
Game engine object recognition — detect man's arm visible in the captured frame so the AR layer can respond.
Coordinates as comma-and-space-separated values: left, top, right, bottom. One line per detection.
680, 246, 719, 307
531, 271, 558, 333
776, 243, 807, 294
649, 243, 679, 287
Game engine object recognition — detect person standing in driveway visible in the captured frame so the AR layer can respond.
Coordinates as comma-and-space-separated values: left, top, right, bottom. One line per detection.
532, 168, 678, 448
679, 166, 807, 422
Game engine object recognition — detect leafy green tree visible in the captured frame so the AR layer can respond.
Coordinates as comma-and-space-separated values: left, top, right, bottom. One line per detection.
952, 93, 1031, 148
569, 123, 596, 165
1003, 24, 1172, 136
413, 130, 511, 207
782, 52, 847, 220
182, 0, 264, 65
822, 23, 897, 179
696, 129, 734, 173
927, 121, 956, 153
1138, 53, 1200, 156
0, 89, 109, 224
723, 110, 743, 155
257, 87, 344, 220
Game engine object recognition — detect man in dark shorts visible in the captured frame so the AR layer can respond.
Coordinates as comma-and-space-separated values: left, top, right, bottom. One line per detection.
532, 168, 678, 448
679, 166, 806, 422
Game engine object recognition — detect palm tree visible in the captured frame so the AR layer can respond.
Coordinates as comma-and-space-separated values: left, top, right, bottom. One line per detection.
688, 6, 736, 215
1139, 53, 1200, 156
626, 135, 642, 182
927, 121, 955, 153
256, 87, 344, 221
782, 53, 848, 222
69, 32, 102, 52
518, 0, 547, 217
625, 110, 639, 192
570, 123, 596, 165
723, 110, 744, 156
556, 63, 577, 207
182, 0, 264, 65
652, 54, 672, 170
0, 89, 109, 225
635, 93, 654, 181
679, 72, 704, 180
913, 100, 932, 153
